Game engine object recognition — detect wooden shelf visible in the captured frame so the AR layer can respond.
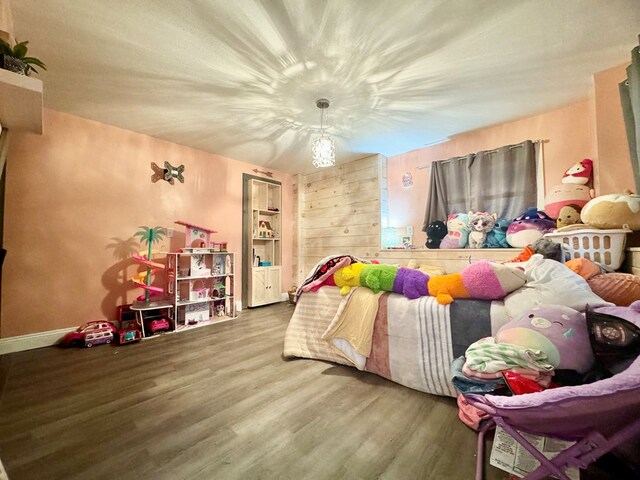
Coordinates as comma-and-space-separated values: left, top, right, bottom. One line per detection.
0, 68, 43, 133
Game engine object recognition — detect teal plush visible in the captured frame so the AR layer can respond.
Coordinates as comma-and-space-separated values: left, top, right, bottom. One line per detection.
360, 264, 398, 293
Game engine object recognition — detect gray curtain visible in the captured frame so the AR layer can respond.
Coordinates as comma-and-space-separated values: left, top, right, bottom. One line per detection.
620, 37, 640, 193
422, 153, 474, 231
422, 140, 536, 231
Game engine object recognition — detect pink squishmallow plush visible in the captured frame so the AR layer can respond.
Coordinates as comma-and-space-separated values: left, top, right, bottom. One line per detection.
439, 213, 470, 249
496, 305, 594, 374
544, 184, 594, 219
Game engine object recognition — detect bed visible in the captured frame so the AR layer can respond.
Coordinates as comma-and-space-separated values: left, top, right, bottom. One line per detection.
283, 254, 612, 398
284, 285, 511, 397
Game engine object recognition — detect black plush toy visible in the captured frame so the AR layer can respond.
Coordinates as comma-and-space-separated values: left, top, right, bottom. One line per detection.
425, 220, 447, 249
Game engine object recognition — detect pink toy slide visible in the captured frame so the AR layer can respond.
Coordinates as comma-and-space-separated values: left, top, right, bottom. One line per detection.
132, 253, 165, 301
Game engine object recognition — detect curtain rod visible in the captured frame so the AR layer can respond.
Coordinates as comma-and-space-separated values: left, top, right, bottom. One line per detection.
416, 139, 547, 170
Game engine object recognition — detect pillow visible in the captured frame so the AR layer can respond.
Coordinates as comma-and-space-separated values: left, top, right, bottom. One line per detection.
564, 258, 602, 280
587, 273, 640, 307
503, 254, 612, 320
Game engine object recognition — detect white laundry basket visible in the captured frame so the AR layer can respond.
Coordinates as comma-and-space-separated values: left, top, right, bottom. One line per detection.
543, 227, 631, 270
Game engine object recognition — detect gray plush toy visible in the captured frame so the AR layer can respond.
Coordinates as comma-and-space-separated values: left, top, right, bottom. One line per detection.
531, 238, 564, 262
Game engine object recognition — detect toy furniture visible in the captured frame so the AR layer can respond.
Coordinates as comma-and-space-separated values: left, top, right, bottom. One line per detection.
175, 220, 218, 249
166, 251, 236, 331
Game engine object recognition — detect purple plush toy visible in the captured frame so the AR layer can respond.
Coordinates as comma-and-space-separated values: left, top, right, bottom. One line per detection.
496, 305, 595, 374
393, 267, 429, 299
505, 208, 556, 248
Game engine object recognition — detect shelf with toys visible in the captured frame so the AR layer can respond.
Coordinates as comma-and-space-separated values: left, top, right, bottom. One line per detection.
166, 221, 236, 332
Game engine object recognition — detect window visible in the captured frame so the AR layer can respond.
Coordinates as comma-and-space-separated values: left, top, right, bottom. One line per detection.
422, 140, 540, 231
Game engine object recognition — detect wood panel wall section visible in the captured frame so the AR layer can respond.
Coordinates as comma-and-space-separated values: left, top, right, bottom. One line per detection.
297, 154, 384, 282
295, 155, 520, 282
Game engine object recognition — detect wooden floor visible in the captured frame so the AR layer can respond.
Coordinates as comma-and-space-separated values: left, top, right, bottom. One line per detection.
0, 303, 507, 480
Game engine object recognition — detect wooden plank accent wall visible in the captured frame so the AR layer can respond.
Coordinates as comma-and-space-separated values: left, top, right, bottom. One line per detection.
297, 155, 383, 282
295, 155, 522, 282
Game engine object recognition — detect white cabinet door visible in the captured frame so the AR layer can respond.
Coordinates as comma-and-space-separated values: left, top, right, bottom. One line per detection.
267, 267, 281, 303
250, 268, 267, 306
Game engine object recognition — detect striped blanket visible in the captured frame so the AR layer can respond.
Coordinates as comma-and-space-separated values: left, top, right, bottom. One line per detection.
283, 286, 510, 397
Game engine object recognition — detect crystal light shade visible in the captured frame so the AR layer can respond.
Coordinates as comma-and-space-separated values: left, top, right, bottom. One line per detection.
312, 135, 335, 168
312, 98, 335, 168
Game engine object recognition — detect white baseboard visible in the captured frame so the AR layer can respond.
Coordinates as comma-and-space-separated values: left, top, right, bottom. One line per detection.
0, 326, 76, 355
280, 292, 289, 301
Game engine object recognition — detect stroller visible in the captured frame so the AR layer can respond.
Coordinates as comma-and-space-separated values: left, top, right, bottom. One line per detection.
465, 355, 640, 480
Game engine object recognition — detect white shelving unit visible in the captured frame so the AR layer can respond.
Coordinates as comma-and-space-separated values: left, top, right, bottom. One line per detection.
167, 250, 236, 331
247, 179, 282, 307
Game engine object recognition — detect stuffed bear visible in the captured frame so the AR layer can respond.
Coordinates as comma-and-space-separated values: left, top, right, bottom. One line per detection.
484, 218, 512, 248
556, 204, 583, 228
506, 208, 556, 248
467, 212, 497, 249
425, 220, 447, 249
439, 213, 470, 249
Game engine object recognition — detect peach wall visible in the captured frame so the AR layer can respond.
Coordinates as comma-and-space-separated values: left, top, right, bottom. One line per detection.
1, 108, 294, 338
594, 63, 634, 194
388, 100, 596, 240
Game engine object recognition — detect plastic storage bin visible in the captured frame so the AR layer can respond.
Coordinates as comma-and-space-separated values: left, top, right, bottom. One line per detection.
543, 228, 631, 270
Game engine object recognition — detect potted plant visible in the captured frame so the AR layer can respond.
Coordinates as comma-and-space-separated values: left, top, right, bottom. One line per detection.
0, 38, 46, 76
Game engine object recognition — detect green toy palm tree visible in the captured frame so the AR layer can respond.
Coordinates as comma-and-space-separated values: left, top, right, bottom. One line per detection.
133, 226, 166, 302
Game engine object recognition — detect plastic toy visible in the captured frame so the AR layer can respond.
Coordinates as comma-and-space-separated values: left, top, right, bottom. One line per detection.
132, 226, 166, 302
146, 317, 171, 334
175, 220, 218, 249
60, 320, 118, 348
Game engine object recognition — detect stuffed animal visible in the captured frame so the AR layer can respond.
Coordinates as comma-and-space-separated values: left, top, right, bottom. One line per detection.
544, 184, 595, 219
427, 261, 526, 305
439, 213, 470, 249
392, 267, 430, 299
580, 191, 640, 230
484, 218, 512, 248
425, 220, 447, 249
562, 159, 593, 185
360, 264, 398, 294
531, 238, 563, 262
556, 204, 583, 228
466, 211, 497, 249
505, 208, 556, 248
495, 305, 595, 374
333, 263, 366, 295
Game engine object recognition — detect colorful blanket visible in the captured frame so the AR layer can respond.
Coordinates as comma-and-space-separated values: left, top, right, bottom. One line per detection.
284, 287, 510, 397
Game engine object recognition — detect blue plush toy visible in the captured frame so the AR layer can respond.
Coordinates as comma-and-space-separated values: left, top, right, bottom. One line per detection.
484, 218, 512, 248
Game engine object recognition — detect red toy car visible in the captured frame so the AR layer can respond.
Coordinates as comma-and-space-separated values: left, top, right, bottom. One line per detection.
61, 320, 118, 348
146, 317, 171, 334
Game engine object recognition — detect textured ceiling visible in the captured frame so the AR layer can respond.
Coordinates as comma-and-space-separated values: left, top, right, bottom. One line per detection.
10, 0, 640, 173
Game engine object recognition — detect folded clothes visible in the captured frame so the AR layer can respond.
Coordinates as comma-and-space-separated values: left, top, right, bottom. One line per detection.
463, 364, 554, 387
450, 356, 505, 394
465, 337, 554, 374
